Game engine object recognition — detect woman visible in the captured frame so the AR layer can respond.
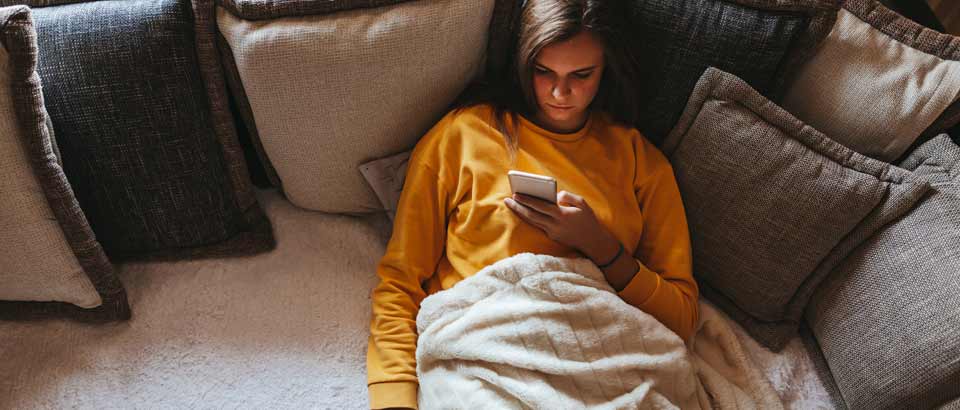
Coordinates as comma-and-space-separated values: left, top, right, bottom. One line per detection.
367, 1, 698, 409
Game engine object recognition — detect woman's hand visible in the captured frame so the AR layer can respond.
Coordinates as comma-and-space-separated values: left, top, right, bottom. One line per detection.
504, 190, 618, 263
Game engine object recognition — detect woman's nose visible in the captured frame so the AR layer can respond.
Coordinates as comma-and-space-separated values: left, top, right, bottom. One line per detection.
552, 79, 571, 100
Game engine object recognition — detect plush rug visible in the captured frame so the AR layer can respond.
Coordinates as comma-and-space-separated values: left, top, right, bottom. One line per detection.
0, 189, 832, 409
718, 301, 835, 409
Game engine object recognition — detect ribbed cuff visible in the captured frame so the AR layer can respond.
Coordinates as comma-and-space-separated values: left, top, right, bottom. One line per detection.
616, 258, 660, 308
369, 381, 418, 410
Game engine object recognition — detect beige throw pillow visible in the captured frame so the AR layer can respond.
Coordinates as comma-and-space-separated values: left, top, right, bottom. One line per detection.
782, 1, 960, 162
217, 0, 494, 213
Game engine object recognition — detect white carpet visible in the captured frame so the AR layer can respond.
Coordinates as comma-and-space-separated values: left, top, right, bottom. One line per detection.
1, 190, 392, 409
0, 189, 832, 409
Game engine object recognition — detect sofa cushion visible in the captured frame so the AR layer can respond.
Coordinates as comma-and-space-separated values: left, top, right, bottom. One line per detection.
15, 0, 274, 260
217, 0, 495, 213
219, 0, 410, 20
628, 0, 839, 145
805, 135, 960, 410
0, 5, 129, 321
660, 67, 930, 350
782, 0, 960, 162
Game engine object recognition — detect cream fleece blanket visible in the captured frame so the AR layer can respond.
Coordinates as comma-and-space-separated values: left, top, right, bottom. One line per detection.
416, 253, 782, 409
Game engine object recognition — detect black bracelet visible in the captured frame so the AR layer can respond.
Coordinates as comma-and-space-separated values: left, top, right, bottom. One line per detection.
595, 243, 624, 269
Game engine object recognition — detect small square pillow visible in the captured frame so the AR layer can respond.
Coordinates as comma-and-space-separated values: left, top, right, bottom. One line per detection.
628, 0, 839, 145
359, 150, 411, 221
0, 5, 129, 321
661, 67, 930, 350
8, 0, 275, 260
805, 135, 960, 410
782, 0, 960, 162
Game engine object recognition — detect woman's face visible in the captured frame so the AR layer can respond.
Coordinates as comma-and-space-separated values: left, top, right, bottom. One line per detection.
532, 30, 605, 134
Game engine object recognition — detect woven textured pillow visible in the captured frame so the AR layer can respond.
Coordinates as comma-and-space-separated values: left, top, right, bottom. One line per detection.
805, 135, 960, 410
4, 0, 274, 260
0, 5, 129, 321
219, 0, 409, 20
217, 0, 500, 213
628, 0, 839, 145
215, 0, 521, 194
782, 0, 960, 163
661, 68, 930, 350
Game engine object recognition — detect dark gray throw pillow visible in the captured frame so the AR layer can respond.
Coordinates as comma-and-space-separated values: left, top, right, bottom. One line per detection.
805, 135, 960, 410
660, 67, 930, 350
4, 0, 274, 260
628, 0, 839, 145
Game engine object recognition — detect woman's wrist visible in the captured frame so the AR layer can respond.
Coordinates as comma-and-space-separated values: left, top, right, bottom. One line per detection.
583, 233, 622, 267
582, 233, 638, 291
595, 243, 624, 269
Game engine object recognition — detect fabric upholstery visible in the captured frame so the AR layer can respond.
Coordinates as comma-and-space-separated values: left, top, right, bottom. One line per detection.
0, 5, 129, 321
0, 7, 98, 309
16, 0, 273, 260
941, 397, 960, 410
216, 30, 283, 189
219, 0, 411, 20
217, 0, 494, 213
783, 0, 960, 162
660, 68, 930, 350
628, 0, 839, 145
215, 0, 519, 191
358, 150, 410, 221
805, 135, 960, 410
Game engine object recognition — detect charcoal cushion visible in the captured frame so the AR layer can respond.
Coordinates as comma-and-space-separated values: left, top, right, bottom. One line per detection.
805, 135, 960, 410
0, 5, 129, 321
628, 0, 839, 145
660, 68, 930, 350
13, 0, 273, 260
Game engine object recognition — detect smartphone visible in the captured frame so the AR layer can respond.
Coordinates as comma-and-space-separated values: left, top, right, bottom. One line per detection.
508, 170, 557, 203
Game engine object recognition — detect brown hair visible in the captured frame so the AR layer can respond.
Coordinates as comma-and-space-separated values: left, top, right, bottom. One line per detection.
451, 0, 639, 162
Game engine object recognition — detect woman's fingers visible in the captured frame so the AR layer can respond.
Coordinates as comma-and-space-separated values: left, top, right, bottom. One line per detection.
511, 193, 560, 217
505, 197, 552, 229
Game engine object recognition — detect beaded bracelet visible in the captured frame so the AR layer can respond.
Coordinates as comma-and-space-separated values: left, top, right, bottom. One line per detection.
595, 243, 624, 269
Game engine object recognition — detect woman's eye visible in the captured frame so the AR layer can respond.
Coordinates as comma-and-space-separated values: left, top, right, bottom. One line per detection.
574, 72, 592, 79
534, 67, 549, 74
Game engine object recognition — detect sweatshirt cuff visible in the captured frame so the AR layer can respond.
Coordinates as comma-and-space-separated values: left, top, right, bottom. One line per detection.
369, 381, 418, 410
616, 258, 661, 308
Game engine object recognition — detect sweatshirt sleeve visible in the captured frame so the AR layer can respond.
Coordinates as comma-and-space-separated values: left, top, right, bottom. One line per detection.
615, 136, 699, 341
366, 118, 457, 410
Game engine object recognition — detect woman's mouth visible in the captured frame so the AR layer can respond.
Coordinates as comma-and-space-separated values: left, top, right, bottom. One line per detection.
548, 104, 574, 110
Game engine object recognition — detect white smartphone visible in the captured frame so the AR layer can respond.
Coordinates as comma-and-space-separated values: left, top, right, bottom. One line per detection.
508, 170, 557, 203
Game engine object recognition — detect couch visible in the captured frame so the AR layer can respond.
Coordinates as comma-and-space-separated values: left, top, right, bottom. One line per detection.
1, 0, 958, 408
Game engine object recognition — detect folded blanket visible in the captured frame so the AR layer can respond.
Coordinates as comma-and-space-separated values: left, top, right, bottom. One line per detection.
416, 253, 781, 409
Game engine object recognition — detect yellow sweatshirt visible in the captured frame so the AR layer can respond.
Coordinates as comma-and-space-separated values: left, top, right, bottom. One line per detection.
366, 104, 698, 409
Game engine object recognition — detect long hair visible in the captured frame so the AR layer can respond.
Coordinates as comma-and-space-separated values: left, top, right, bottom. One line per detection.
450, 0, 639, 163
